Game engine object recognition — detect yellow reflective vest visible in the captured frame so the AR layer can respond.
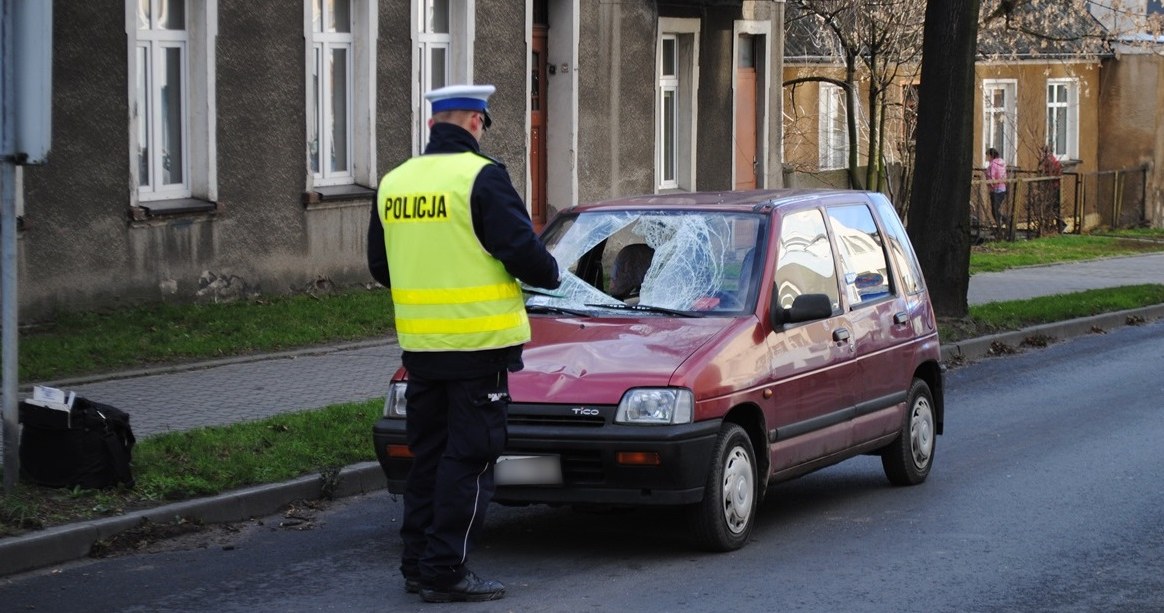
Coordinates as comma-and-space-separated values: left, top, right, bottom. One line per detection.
376, 152, 530, 352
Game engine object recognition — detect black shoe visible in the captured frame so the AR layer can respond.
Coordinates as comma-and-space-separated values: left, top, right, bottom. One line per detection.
419, 570, 505, 603
402, 562, 423, 593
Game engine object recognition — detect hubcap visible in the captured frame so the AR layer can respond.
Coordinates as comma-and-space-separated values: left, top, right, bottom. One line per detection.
909, 396, 935, 470
721, 446, 754, 534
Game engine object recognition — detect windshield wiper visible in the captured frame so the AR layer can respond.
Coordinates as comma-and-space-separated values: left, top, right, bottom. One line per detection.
526, 304, 590, 317
584, 302, 704, 318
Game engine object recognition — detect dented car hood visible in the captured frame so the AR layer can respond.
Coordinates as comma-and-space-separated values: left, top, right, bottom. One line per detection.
512, 316, 733, 405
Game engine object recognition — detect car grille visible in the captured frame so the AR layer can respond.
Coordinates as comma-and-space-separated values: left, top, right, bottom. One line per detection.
507, 413, 605, 427
506, 403, 610, 428
561, 450, 604, 483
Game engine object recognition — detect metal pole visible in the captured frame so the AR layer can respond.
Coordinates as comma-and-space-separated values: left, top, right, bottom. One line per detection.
1, 166, 15, 496
1, 0, 19, 495
1112, 170, 1120, 230
1074, 173, 1081, 234
1144, 164, 1150, 227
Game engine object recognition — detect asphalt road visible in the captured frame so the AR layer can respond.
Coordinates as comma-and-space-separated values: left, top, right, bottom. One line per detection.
2, 320, 1162, 613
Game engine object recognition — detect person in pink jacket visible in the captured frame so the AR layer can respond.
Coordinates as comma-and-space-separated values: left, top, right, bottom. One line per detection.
985, 148, 1008, 227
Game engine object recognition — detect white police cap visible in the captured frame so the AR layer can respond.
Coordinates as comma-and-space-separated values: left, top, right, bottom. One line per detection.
424, 84, 496, 114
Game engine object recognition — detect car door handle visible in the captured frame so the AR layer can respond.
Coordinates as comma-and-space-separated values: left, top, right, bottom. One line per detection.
832, 328, 851, 343
893, 311, 909, 325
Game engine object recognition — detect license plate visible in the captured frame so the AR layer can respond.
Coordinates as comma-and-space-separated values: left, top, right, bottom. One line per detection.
494, 455, 563, 486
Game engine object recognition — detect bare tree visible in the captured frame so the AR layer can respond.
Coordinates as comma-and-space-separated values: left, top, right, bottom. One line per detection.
907, 0, 1162, 316
785, 0, 925, 194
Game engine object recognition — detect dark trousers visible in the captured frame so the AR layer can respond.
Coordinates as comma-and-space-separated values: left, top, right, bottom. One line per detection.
990, 190, 1008, 226
399, 370, 509, 587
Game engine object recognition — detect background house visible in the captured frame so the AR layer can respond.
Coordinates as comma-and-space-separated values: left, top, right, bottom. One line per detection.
781, 1, 922, 201
1089, 0, 1164, 229
13, 0, 786, 319
973, 1, 1109, 233
781, 0, 1162, 234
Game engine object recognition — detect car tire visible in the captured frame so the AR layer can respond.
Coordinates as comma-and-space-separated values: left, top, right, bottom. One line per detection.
688, 422, 757, 552
881, 378, 936, 486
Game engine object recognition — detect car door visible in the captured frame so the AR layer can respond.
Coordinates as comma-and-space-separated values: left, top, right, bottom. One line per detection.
823, 199, 913, 444
763, 206, 859, 474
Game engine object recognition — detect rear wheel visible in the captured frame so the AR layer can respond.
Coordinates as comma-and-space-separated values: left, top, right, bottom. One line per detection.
688, 423, 757, 551
881, 378, 936, 486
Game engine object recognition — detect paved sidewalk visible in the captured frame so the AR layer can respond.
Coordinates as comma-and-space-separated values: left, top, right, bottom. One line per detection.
49, 341, 404, 440
3, 252, 1164, 577
966, 252, 1164, 304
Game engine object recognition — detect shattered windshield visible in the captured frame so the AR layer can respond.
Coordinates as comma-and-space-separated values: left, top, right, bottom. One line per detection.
528, 209, 765, 316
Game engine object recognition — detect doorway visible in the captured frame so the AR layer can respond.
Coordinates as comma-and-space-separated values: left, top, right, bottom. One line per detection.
530, 1, 549, 229
735, 34, 758, 191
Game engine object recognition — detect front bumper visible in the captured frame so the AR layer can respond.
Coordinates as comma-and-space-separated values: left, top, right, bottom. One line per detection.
372, 402, 721, 506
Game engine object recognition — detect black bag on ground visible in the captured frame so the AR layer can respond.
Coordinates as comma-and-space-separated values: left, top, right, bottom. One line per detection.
19, 397, 137, 489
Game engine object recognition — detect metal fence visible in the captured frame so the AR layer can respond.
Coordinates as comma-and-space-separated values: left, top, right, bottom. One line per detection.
971, 165, 1149, 242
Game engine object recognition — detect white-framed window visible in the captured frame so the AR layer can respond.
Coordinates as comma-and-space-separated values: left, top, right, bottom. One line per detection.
127, 0, 216, 205
309, 0, 352, 185
656, 18, 700, 192
982, 79, 1017, 165
659, 34, 679, 189
1046, 78, 1079, 160
414, 0, 474, 152
818, 83, 847, 170
305, 0, 376, 189
130, 0, 194, 201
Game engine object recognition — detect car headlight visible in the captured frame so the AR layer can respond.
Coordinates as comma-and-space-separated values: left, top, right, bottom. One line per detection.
615, 388, 694, 425
383, 382, 407, 418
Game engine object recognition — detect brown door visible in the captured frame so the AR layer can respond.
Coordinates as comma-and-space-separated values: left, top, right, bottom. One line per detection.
530, 20, 549, 230
734, 35, 757, 191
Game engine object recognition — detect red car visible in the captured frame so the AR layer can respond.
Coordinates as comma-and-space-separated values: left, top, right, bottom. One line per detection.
373, 189, 944, 551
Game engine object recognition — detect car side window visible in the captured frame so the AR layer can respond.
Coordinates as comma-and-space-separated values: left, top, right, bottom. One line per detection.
775, 209, 841, 312
871, 195, 924, 296
826, 204, 892, 306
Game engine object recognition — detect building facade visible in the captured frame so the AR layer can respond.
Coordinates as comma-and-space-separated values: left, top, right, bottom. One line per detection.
14, 0, 786, 319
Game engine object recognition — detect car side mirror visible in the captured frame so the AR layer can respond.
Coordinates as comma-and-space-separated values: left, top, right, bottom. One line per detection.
770, 293, 834, 328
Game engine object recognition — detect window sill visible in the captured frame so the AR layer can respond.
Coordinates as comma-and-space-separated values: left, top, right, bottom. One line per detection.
303, 184, 376, 209
131, 198, 218, 221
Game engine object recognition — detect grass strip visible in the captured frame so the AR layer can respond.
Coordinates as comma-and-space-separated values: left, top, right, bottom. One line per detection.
969, 234, 1164, 274
20, 288, 395, 382
939, 284, 1164, 341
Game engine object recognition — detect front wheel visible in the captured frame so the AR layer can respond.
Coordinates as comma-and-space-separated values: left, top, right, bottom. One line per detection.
881, 378, 936, 486
688, 423, 758, 552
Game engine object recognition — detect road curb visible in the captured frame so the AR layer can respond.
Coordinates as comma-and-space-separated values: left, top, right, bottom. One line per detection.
0, 462, 386, 577
940, 303, 1164, 363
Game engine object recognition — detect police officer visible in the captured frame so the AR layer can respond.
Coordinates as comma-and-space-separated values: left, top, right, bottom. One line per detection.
366, 84, 560, 603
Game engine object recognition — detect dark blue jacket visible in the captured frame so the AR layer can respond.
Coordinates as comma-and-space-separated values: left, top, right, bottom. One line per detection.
366, 122, 560, 377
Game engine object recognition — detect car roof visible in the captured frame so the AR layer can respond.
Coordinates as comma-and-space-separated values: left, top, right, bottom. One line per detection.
565, 188, 873, 214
